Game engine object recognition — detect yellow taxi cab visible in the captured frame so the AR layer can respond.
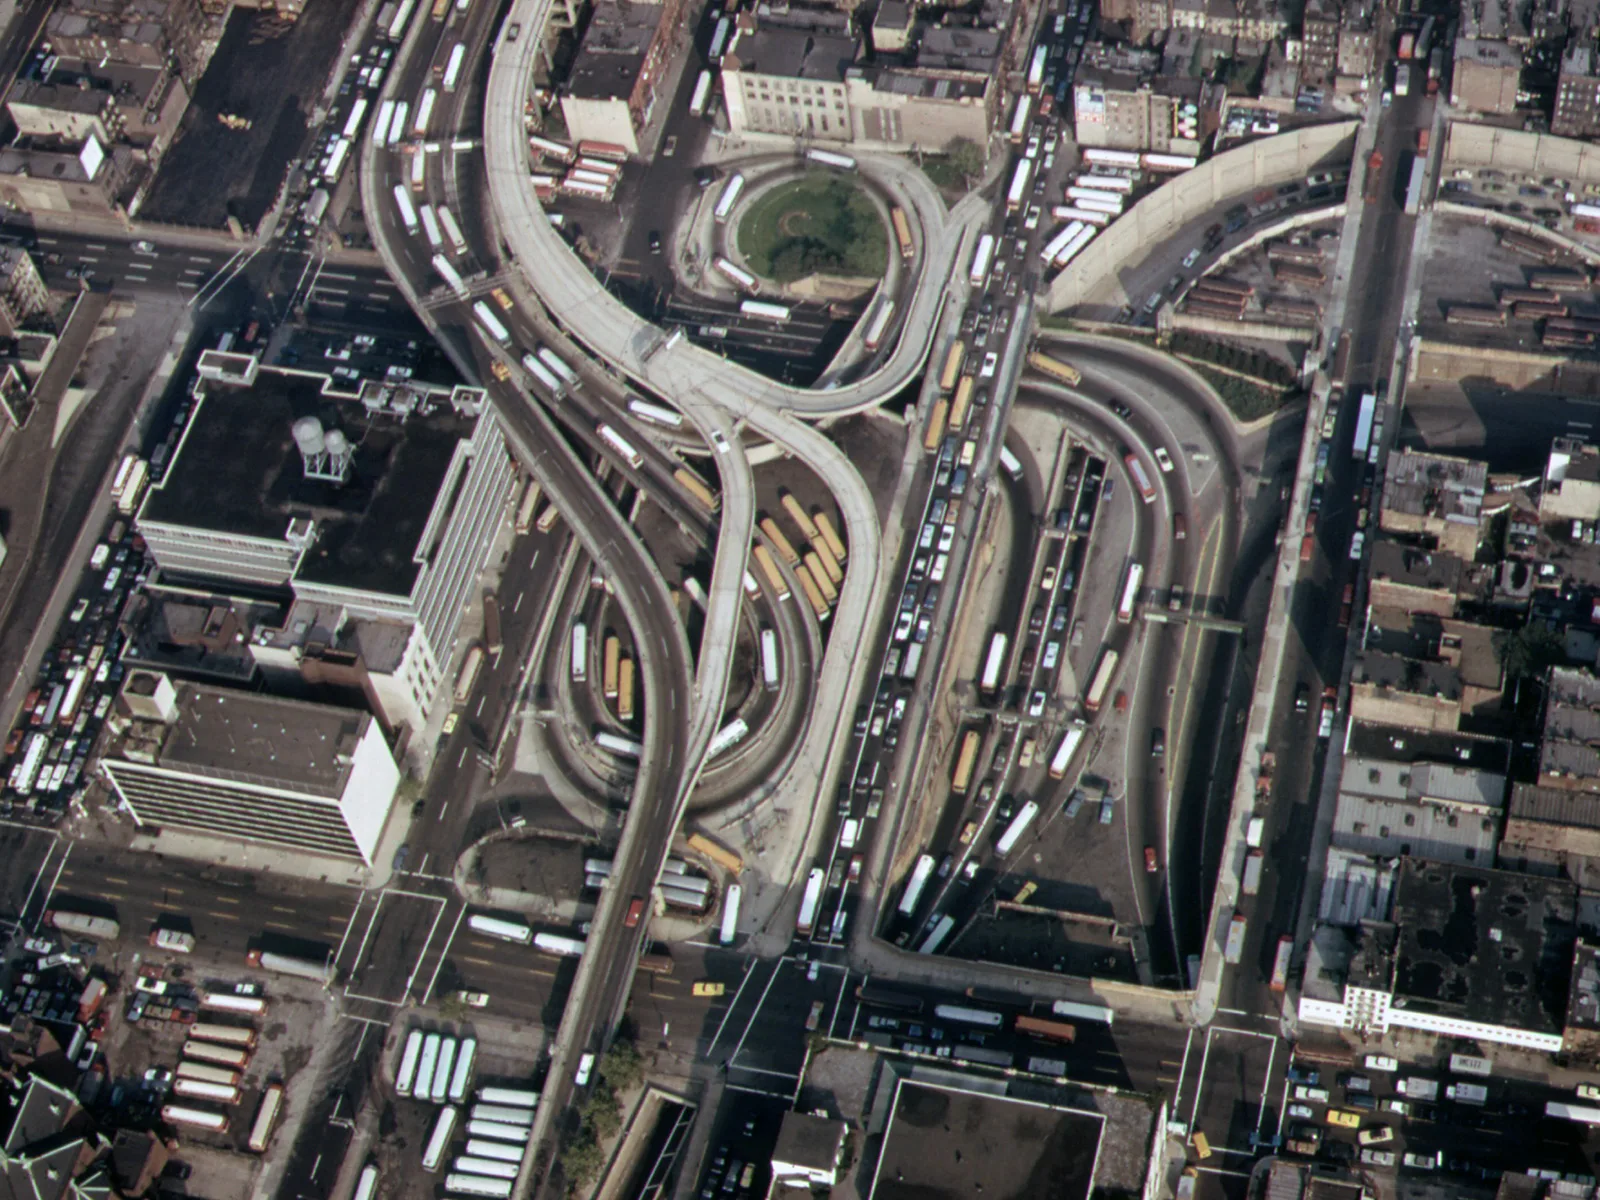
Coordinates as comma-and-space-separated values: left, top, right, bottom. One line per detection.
492, 287, 514, 311
1326, 1109, 1362, 1129
490, 360, 511, 381
691, 980, 725, 997
1190, 1131, 1211, 1160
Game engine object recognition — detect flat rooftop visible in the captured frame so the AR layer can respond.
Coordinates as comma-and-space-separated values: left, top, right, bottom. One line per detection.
1389, 857, 1576, 1036
566, 0, 663, 101
139, 367, 475, 598
138, 681, 369, 798
1345, 722, 1510, 772
870, 1081, 1103, 1200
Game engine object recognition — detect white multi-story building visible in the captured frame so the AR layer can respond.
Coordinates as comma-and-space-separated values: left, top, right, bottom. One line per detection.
102, 673, 400, 864
134, 354, 515, 735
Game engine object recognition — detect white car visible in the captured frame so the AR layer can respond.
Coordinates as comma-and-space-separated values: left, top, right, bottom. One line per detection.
938, 525, 956, 554
1153, 447, 1174, 473
1024, 205, 1042, 231
1027, 690, 1047, 717
457, 990, 490, 1008
979, 351, 999, 378
1580, 1084, 1600, 1101
575, 1052, 595, 1086
710, 428, 732, 454
893, 610, 915, 642
1349, 531, 1366, 560
1182, 248, 1201, 268
1288, 1104, 1315, 1119
132, 240, 156, 254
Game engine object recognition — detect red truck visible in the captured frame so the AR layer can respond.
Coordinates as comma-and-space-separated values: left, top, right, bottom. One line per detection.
1365, 151, 1384, 204
624, 897, 645, 928
1416, 129, 1430, 153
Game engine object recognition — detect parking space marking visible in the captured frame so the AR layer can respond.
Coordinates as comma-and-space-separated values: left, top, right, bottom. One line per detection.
32, 841, 72, 930
419, 902, 466, 1005
728, 960, 784, 1067
706, 955, 760, 1054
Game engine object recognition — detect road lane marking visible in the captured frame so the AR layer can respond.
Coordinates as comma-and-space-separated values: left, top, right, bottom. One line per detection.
272, 905, 297, 913
266, 920, 298, 930
104, 876, 129, 885
209, 910, 241, 921
420, 904, 468, 1005
213, 895, 240, 904
153, 902, 184, 911
460, 955, 495, 967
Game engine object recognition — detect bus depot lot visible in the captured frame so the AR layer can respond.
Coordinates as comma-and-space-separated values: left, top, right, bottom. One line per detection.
375, 1037, 548, 1200
86, 954, 340, 1191
1414, 214, 1592, 347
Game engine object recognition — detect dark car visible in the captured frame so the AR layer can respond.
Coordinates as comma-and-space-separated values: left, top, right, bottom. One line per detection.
1151, 727, 1166, 757
1294, 683, 1310, 713
648, 230, 662, 254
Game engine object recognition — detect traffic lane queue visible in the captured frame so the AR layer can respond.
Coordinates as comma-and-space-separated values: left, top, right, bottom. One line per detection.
2, 517, 146, 819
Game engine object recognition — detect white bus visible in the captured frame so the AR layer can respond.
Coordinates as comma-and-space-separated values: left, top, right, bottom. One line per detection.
419, 204, 443, 249
248, 1084, 284, 1152
596, 731, 642, 758
917, 914, 954, 954
448, 1038, 477, 1103
1008, 94, 1032, 143
422, 1105, 458, 1171
712, 256, 760, 293
472, 301, 510, 345
396, 1030, 425, 1097
1006, 160, 1032, 211
759, 627, 779, 690
934, 1004, 1004, 1028
1082, 147, 1142, 168
392, 184, 418, 234
342, 98, 368, 140
708, 718, 749, 758
387, 101, 408, 147
353, 1165, 380, 1200
416, 1034, 441, 1100
431, 1037, 457, 1103
438, 206, 467, 255
443, 43, 466, 91
371, 100, 394, 148
628, 399, 683, 427
385, 0, 415, 37
522, 353, 562, 395
719, 883, 742, 945
1050, 999, 1114, 1026
432, 254, 468, 299
1066, 186, 1126, 208
413, 88, 436, 136
479, 1087, 540, 1107
597, 423, 644, 468
898, 854, 936, 917
689, 69, 713, 117
1047, 722, 1087, 780
708, 15, 732, 58
1116, 562, 1143, 624
537, 347, 579, 388
862, 298, 895, 352
570, 623, 588, 682
1026, 44, 1047, 92
409, 147, 427, 190
804, 147, 856, 171
1040, 221, 1086, 266
467, 914, 533, 944
713, 173, 746, 222
466, 1119, 530, 1142
443, 1176, 511, 1199
969, 233, 996, 286
740, 299, 791, 322
995, 800, 1040, 856
796, 868, 825, 936
979, 632, 1008, 695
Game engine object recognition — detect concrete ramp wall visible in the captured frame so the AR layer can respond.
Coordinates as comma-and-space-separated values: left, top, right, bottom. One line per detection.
1046, 121, 1360, 312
